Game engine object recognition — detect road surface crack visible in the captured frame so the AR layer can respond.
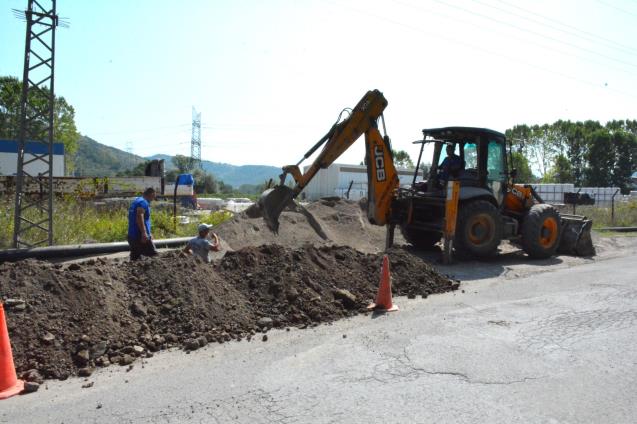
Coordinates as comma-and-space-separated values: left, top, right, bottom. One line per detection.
401, 347, 545, 386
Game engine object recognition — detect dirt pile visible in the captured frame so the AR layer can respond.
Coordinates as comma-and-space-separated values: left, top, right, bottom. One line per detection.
215, 198, 405, 254
1, 245, 457, 381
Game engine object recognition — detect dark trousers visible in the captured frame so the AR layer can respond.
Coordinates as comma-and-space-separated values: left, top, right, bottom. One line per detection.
127, 236, 158, 260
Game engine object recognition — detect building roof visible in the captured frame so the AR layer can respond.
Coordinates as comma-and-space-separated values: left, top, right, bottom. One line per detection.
0, 139, 65, 155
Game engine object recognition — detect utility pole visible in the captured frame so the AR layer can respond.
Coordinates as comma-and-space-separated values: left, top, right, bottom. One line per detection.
12, 0, 59, 248
190, 107, 201, 170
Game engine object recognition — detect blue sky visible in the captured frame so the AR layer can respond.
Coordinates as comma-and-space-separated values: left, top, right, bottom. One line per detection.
1, 0, 636, 167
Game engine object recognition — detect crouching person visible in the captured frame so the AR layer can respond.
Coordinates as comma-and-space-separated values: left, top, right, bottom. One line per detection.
184, 223, 220, 263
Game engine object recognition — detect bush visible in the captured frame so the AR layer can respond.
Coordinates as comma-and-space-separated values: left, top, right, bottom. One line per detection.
0, 197, 233, 248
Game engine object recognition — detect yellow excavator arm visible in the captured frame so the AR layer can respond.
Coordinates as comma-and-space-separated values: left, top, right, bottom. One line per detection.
259, 89, 400, 232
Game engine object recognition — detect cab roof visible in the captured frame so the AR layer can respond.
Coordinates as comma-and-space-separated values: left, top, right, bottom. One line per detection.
422, 126, 505, 141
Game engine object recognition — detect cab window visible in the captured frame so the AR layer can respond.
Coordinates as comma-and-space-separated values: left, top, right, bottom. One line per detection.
437, 144, 459, 165
486, 139, 504, 181
463, 142, 478, 169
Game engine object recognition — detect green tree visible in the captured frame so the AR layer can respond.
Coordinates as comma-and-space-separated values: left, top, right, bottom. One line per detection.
555, 120, 598, 186
528, 124, 562, 179
543, 154, 573, 183
392, 149, 414, 169
419, 162, 431, 178
585, 129, 614, 186
192, 168, 218, 194
510, 151, 535, 183
611, 130, 637, 193
238, 183, 266, 194
218, 181, 234, 194
0, 76, 80, 173
116, 160, 148, 177
172, 154, 193, 173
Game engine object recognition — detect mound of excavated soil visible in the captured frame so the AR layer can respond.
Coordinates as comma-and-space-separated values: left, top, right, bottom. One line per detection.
215, 198, 405, 254
1, 245, 457, 381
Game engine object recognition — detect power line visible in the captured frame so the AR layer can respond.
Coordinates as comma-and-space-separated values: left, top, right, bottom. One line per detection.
201, 123, 316, 129
95, 128, 190, 144
388, 0, 637, 78
122, 140, 190, 149
90, 123, 190, 136
494, 0, 637, 55
426, 0, 637, 69
324, 0, 637, 99
475, 0, 637, 55
595, 0, 637, 17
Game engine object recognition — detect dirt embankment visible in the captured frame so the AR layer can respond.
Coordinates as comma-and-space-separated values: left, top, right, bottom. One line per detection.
1, 245, 457, 381
0, 198, 459, 385
215, 198, 405, 254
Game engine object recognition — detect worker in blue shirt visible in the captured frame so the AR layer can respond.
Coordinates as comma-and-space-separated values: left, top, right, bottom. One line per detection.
127, 187, 158, 260
439, 143, 464, 182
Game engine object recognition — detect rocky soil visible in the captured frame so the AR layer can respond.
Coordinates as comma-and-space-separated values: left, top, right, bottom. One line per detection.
1, 198, 459, 387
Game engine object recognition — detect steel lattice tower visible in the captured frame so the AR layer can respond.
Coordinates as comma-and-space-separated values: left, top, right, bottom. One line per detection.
190, 107, 202, 169
13, 0, 58, 248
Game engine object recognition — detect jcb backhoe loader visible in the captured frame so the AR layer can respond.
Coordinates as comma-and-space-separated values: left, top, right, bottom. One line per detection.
259, 90, 594, 260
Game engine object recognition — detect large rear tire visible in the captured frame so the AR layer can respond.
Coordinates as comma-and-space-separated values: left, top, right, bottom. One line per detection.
400, 226, 441, 250
455, 200, 502, 258
521, 204, 562, 259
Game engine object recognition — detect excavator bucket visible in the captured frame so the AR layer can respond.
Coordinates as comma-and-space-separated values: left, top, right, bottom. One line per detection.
558, 214, 595, 256
259, 186, 296, 233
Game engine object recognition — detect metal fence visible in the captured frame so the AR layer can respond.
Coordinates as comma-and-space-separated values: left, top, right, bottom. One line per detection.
331, 181, 633, 208
530, 184, 624, 207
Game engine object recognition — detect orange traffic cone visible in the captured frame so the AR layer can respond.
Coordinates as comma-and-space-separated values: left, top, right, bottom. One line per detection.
0, 303, 24, 400
367, 254, 399, 312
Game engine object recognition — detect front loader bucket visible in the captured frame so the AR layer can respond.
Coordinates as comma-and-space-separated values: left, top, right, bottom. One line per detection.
558, 214, 595, 256
259, 186, 296, 233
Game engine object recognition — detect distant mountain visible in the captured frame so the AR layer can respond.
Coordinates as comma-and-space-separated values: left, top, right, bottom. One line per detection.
72, 136, 281, 187
73, 135, 145, 176
147, 154, 281, 188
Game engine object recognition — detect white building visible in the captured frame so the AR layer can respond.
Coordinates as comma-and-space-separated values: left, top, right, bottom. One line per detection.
0, 140, 65, 176
302, 163, 423, 201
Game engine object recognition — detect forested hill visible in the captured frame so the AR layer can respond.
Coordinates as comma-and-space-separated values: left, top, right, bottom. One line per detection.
73, 136, 145, 176
72, 137, 280, 187
148, 154, 280, 188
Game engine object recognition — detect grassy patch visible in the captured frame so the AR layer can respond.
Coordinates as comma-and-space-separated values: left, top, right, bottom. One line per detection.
0, 197, 232, 248
566, 201, 637, 228
198, 193, 260, 201
595, 230, 637, 237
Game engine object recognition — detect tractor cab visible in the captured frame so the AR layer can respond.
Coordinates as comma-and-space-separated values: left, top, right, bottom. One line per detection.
392, 126, 515, 255
413, 127, 509, 206
395, 126, 592, 259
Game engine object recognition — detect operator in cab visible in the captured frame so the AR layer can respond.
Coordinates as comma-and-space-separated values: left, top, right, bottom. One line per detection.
438, 143, 464, 182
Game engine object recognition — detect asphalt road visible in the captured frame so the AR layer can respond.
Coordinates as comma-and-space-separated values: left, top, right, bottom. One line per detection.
3, 249, 637, 423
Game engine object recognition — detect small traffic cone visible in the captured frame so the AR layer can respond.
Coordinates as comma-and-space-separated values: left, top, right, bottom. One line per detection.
367, 254, 399, 312
0, 304, 24, 400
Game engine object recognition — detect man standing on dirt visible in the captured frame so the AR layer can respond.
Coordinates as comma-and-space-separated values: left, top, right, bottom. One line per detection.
127, 187, 158, 260
183, 223, 220, 263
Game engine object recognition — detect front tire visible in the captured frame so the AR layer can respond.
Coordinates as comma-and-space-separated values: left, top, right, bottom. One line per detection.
455, 200, 502, 258
521, 204, 561, 259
